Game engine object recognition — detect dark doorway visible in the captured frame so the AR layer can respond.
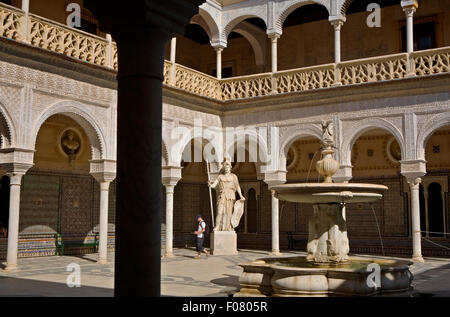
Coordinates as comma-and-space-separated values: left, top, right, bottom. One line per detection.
0, 176, 10, 237
401, 21, 436, 52
247, 188, 257, 233
427, 183, 444, 237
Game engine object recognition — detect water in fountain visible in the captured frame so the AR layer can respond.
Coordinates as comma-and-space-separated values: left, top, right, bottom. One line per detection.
305, 150, 319, 182
370, 203, 385, 256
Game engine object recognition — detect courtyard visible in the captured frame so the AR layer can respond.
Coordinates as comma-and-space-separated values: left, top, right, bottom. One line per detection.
0, 249, 449, 297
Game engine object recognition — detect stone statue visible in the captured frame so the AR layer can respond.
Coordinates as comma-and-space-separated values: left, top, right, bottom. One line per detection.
321, 120, 334, 148
208, 158, 245, 231
61, 130, 80, 164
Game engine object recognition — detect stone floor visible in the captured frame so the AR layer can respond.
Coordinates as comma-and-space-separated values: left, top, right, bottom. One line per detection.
0, 248, 449, 297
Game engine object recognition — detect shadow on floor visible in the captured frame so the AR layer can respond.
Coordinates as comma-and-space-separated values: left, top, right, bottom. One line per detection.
210, 274, 240, 288
0, 276, 113, 297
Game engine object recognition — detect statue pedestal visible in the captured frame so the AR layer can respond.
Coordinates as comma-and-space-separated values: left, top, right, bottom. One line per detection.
210, 231, 238, 255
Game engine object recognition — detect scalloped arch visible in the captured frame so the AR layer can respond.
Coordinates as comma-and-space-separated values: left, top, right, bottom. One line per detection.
276, 0, 331, 31
223, 14, 267, 41
342, 118, 405, 166
0, 100, 15, 149
31, 101, 106, 160
280, 125, 323, 159
417, 113, 450, 160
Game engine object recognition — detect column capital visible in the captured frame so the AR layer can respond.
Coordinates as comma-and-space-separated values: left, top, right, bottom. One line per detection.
267, 32, 281, 41
400, 159, 426, 180
264, 170, 286, 188
401, 0, 418, 11
329, 15, 346, 28
162, 166, 182, 186
211, 40, 227, 51
332, 165, 353, 183
0, 148, 34, 175
407, 177, 422, 190
90, 159, 117, 183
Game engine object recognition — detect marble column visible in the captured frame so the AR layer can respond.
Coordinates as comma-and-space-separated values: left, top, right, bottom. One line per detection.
270, 190, 281, 255
5, 173, 24, 271
169, 37, 177, 85
331, 20, 344, 64
22, 0, 29, 11
97, 181, 111, 264
269, 34, 279, 73
164, 184, 175, 257
408, 177, 424, 262
403, 5, 417, 54
215, 47, 223, 79
21, 0, 30, 44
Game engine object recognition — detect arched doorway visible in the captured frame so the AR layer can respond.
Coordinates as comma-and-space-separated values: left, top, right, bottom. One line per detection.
17, 113, 113, 257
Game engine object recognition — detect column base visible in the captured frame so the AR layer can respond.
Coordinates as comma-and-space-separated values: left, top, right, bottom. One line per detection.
412, 255, 425, 263
164, 252, 175, 258
3, 263, 18, 272
269, 250, 282, 256
97, 258, 108, 264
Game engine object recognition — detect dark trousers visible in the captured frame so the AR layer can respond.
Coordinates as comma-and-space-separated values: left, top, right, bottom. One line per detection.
196, 237, 204, 252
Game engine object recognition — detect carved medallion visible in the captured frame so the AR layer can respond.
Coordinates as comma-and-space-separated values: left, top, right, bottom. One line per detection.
386, 137, 401, 163
60, 128, 81, 164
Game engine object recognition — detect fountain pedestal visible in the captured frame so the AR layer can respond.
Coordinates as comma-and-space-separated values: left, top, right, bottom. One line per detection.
307, 203, 349, 263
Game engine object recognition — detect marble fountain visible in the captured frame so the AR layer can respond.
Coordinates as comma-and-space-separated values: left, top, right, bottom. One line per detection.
235, 121, 414, 297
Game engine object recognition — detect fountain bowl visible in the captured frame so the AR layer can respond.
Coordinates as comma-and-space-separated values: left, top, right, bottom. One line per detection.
234, 256, 414, 297
271, 183, 388, 204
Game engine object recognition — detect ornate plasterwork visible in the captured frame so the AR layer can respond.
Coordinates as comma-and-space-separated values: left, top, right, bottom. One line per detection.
416, 111, 450, 161
341, 117, 405, 167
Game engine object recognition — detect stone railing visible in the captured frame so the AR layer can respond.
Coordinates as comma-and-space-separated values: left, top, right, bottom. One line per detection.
274, 64, 335, 93
221, 72, 272, 100
0, 2, 114, 70
0, 3, 449, 101
337, 53, 409, 85
411, 47, 450, 76
172, 63, 220, 100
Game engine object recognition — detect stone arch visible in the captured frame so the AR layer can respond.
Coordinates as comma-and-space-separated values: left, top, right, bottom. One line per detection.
0, 101, 15, 149
30, 101, 106, 160
224, 131, 268, 179
342, 118, 405, 166
338, 0, 357, 15
417, 112, 450, 160
280, 125, 323, 158
196, 7, 220, 43
276, 0, 331, 31
190, 14, 213, 41
162, 140, 169, 166
176, 133, 222, 167
279, 124, 322, 172
223, 14, 267, 42
225, 129, 269, 163
233, 21, 267, 67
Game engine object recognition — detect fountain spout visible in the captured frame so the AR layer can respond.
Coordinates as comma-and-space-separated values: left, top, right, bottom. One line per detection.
316, 120, 339, 183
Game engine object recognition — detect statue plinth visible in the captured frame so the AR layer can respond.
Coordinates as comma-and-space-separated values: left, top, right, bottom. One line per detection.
210, 231, 238, 255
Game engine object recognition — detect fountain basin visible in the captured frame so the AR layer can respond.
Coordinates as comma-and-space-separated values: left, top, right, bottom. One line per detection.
271, 183, 388, 204
234, 256, 414, 297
